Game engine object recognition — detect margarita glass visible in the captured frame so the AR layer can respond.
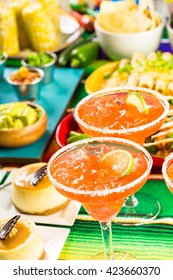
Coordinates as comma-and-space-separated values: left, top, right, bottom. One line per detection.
74, 86, 169, 224
162, 153, 173, 194
47, 137, 153, 260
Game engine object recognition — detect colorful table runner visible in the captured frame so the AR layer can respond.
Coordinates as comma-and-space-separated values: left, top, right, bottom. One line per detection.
59, 177, 173, 260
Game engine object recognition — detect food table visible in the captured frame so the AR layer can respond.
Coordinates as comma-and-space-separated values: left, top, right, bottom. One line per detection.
1, 37, 173, 261
49, 48, 173, 260
1, 0, 173, 257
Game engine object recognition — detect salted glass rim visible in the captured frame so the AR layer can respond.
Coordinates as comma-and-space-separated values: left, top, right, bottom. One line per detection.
74, 86, 169, 135
47, 137, 153, 196
162, 153, 173, 188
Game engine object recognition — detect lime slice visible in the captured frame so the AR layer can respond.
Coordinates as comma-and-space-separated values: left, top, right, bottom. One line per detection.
99, 149, 134, 177
67, 133, 90, 144
69, 131, 82, 137
126, 91, 149, 114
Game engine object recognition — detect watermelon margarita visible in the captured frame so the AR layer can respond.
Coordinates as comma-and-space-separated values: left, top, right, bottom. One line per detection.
48, 137, 152, 259
162, 153, 173, 194
48, 137, 152, 221
74, 86, 169, 145
74, 86, 169, 224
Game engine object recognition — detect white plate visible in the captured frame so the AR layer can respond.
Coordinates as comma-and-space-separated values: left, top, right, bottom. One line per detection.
0, 185, 81, 226
38, 226, 70, 260
9, 9, 83, 59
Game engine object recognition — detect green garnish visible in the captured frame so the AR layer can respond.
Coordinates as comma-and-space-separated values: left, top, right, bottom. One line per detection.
67, 131, 90, 144
168, 132, 173, 138
103, 65, 119, 79
117, 63, 133, 74
145, 145, 157, 155
126, 91, 149, 114
0, 52, 4, 61
146, 51, 173, 71
103, 72, 113, 79
169, 99, 173, 105
25, 52, 54, 67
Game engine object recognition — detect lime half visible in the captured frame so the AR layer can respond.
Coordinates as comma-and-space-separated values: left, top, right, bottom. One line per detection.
126, 91, 149, 114
100, 149, 134, 177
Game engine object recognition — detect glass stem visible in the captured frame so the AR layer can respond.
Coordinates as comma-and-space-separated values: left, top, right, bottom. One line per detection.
99, 220, 114, 260
124, 195, 138, 208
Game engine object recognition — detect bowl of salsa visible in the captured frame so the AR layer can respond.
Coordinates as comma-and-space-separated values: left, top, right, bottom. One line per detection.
7, 66, 44, 101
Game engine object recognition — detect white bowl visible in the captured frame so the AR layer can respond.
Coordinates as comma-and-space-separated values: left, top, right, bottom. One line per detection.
166, 19, 173, 50
95, 15, 164, 60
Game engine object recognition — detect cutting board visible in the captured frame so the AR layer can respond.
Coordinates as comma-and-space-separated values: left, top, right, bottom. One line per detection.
0, 67, 84, 164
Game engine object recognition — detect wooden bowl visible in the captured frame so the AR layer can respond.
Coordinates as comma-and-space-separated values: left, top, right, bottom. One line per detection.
0, 102, 47, 148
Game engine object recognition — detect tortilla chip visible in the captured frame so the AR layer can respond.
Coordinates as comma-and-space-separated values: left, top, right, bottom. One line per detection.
97, 0, 161, 33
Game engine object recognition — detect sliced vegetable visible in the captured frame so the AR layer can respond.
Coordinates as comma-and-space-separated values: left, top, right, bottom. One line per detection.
67, 131, 89, 144
99, 149, 134, 177
126, 91, 149, 114
0, 102, 41, 130
25, 52, 54, 67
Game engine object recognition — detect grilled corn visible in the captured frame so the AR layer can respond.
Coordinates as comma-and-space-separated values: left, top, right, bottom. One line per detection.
8, 0, 30, 50
21, 2, 58, 52
37, 0, 60, 34
0, 6, 19, 56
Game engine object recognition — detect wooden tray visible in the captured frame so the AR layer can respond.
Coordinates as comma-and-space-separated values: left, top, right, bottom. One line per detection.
0, 67, 84, 164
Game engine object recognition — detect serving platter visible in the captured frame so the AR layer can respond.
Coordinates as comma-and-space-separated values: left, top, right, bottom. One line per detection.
9, 27, 84, 60
9, 9, 83, 59
39, 226, 70, 260
0, 184, 81, 226
85, 51, 173, 95
0, 67, 84, 164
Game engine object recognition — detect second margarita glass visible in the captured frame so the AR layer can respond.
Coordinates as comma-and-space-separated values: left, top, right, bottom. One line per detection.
162, 153, 173, 194
47, 137, 153, 259
74, 86, 169, 224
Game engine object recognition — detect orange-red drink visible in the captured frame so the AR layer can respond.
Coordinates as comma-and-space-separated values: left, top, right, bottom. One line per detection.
162, 153, 173, 194
74, 87, 169, 145
48, 137, 152, 222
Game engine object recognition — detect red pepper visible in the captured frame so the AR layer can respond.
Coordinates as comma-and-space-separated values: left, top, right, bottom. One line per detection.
70, 11, 95, 32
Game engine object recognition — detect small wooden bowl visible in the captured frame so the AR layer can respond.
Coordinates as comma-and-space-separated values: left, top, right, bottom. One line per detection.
0, 102, 47, 148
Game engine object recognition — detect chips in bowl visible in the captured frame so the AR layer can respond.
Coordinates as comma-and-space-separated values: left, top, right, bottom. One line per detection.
94, 0, 163, 60
97, 0, 161, 33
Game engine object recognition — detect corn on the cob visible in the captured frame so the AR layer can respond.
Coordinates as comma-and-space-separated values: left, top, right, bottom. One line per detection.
37, 0, 60, 34
21, 2, 58, 52
8, 0, 30, 50
0, 6, 19, 56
